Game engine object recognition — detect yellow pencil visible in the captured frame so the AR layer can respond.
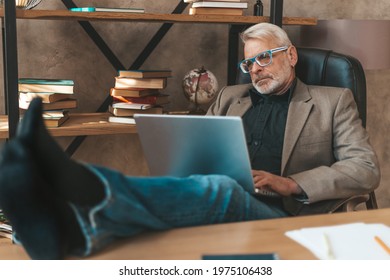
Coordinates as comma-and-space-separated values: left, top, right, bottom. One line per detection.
374, 236, 390, 255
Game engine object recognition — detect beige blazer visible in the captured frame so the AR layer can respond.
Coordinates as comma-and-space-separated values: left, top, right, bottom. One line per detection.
207, 79, 380, 215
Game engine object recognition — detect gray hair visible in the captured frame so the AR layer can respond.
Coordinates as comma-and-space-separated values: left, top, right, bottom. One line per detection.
240, 22, 292, 46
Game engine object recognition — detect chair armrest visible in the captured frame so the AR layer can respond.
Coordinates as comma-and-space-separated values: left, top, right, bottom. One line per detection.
330, 195, 370, 212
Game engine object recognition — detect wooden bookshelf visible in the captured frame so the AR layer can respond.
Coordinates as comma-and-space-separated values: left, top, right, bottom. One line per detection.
0, 9, 317, 25
0, 8, 317, 140
0, 113, 137, 139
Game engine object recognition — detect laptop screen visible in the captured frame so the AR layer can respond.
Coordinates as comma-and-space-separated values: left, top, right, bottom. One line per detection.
134, 114, 255, 194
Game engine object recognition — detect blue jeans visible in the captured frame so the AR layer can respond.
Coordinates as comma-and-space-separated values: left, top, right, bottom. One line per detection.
70, 164, 289, 256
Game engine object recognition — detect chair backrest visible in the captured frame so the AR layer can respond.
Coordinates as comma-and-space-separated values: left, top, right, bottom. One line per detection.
236, 47, 377, 209
295, 47, 367, 127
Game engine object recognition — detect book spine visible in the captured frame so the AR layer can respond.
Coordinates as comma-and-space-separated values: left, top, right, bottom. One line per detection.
95, 8, 145, 13
108, 116, 136, 125
69, 7, 96, 12
117, 70, 172, 78
113, 96, 158, 104
19, 84, 74, 94
189, 7, 244, 15
112, 103, 152, 110
110, 88, 159, 97
18, 79, 74, 85
192, 2, 248, 8
114, 78, 167, 89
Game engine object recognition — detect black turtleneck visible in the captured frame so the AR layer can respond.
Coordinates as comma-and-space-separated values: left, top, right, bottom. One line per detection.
242, 79, 296, 175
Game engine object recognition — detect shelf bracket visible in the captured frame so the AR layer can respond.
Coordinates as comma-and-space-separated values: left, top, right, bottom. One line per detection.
270, 0, 284, 27
2, 0, 19, 139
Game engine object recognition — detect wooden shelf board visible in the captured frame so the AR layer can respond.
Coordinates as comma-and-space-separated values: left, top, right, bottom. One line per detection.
0, 9, 317, 25
0, 9, 316, 139
0, 113, 137, 139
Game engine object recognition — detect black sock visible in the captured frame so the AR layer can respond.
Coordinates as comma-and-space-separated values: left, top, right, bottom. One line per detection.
17, 98, 105, 206
0, 140, 67, 259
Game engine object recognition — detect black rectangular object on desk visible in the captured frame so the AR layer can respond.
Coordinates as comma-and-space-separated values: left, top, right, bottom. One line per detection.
202, 253, 279, 260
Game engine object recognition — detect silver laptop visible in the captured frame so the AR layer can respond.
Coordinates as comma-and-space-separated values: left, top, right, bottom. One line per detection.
134, 114, 278, 197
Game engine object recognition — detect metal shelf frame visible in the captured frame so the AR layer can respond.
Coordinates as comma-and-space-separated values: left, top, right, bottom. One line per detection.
2, 0, 284, 152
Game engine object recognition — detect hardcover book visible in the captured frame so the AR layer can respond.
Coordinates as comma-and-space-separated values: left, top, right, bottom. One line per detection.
189, 7, 244, 15
0, 210, 12, 240
114, 77, 167, 90
110, 88, 160, 98
18, 78, 74, 85
111, 102, 153, 110
43, 114, 70, 127
191, 1, 248, 8
0, 222, 12, 240
113, 94, 169, 106
118, 70, 172, 79
69, 7, 145, 13
42, 110, 68, 119
19, 92, 73, 103
19, 110, 69, 127
19, 98, 77, 111
19, 78, 74, 94
109, 106, 163, 117
108, 116, 136, 125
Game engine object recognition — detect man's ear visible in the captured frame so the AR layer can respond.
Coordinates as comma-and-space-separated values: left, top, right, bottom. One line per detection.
288, 45, 298, 68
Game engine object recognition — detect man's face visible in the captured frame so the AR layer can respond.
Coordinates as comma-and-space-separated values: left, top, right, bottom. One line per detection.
244, 38, 297, 95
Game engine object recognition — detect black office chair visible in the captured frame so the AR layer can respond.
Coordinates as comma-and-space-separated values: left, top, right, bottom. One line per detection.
237, 47, 378, 212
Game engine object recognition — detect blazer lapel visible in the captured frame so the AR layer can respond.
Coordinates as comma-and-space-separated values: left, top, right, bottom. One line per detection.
281, 80, 313, 175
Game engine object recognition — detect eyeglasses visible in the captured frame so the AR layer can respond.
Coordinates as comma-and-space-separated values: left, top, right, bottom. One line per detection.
238, 46, 289, 73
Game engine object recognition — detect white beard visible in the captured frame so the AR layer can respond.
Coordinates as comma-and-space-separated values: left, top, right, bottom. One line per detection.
252, 62, 293, 95
252, 76, 279, 95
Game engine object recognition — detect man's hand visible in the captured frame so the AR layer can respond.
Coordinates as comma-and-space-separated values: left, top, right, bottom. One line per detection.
251, 170, 302, 196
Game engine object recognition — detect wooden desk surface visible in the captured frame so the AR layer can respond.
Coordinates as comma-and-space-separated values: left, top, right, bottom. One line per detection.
1, 208, 389, 260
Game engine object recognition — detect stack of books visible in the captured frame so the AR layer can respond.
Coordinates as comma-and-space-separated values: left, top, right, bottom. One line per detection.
109, 70, 172, 124
0, 222, 11, 240
18, 78, 77, 127
185, 0, 248, 16
0, 210, 12, 240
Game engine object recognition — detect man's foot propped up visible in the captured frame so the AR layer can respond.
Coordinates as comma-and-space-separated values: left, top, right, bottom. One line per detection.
16, 97, 105, 206
0, 140, 66, 259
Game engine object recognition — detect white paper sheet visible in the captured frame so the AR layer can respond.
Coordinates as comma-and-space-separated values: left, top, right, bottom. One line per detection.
285, 223, 390, 260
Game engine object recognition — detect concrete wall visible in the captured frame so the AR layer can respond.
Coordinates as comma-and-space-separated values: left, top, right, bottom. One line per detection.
1, 0, 389, 208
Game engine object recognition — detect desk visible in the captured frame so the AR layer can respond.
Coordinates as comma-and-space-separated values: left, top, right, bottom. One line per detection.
1, 208, 389, 260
